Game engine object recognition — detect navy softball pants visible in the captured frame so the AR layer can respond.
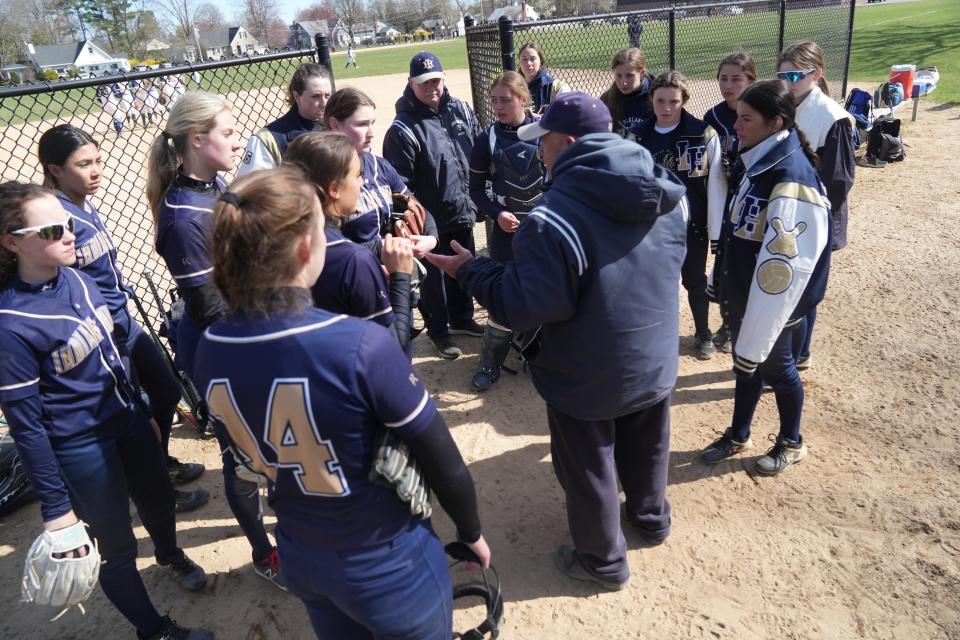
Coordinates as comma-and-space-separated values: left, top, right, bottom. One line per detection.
681, 218, 711, 339
547, 397, 672, 584
55, 409, 177, 637
730, 317, 806, 443
178, 315, 274, 562
125, 320, 181, 458
278, 520, 453, 639
421, 226, 476, 338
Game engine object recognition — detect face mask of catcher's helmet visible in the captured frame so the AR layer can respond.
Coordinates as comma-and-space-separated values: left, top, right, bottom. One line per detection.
446, 541, 504, 640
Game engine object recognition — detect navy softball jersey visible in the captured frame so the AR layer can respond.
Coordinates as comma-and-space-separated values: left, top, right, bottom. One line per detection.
155, 173, 225, 290
57, 193, 136, 330
194, 307, 437, 549
341, 153, 411, 246
0, 268, 139, 520
310, 227, 395, 328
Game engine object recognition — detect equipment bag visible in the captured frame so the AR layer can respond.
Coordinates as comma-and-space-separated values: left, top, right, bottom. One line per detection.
866, 115, 905, 162
874, 81, 905, 109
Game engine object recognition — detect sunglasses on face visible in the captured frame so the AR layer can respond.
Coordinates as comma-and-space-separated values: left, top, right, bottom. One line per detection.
9, 216, 75, 241
776, 69, 815, 84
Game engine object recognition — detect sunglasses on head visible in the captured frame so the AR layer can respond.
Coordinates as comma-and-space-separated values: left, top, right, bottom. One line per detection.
9, 216, 75, 241
776, 69, 815, 84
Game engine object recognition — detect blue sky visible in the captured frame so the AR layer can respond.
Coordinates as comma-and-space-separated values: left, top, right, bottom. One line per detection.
207, 0, 318, 24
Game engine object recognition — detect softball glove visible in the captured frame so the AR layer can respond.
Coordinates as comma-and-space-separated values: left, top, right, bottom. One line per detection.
22, 520, 100, 609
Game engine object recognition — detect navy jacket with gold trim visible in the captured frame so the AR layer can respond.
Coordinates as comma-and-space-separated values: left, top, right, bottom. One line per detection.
627, 109, 726, 234
715, 129, 831, 365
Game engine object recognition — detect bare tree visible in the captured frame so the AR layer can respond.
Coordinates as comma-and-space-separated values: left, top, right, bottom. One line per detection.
21, 0, 76, 44
366, 0, 389, 21
295, 1, 336, 24
333, 0, 365, 43
193, 2, 226, 31
265, 17, 286, 48
151, 0, 200, 41
241, 0, 280, 44
0, 3, 24, 70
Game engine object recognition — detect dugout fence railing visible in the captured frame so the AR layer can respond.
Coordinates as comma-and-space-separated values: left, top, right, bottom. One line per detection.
0, 36, 336, 331
464, 0, 855, 128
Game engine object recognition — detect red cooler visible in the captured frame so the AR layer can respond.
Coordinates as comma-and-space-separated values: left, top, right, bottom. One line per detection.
890, 64, 916, 99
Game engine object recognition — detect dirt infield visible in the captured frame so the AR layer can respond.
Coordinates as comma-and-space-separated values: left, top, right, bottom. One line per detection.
1, 71, 959, 639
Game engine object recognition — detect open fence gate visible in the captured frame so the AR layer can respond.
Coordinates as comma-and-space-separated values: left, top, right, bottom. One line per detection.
464, 0, 856, 129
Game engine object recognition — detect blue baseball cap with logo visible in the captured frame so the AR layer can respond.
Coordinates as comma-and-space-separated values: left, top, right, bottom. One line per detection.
518, 92, 613, 141
409, 52, 445, 84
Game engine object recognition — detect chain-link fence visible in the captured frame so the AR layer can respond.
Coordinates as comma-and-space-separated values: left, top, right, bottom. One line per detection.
465, 0, 855, 128
0, 47, 324, 330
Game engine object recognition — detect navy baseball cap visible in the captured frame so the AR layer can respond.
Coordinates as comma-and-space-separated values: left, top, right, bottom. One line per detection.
518, 92, 612, 140
409, 52, 445, 84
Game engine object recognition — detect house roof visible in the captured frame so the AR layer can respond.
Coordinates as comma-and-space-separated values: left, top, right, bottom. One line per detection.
196, 29, 230, 48
28, 40, 123, 67
294, 20, 330, 36
30, 43, 84, 67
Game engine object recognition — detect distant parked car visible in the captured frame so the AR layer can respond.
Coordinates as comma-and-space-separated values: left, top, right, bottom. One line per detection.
724, 4, 744, 14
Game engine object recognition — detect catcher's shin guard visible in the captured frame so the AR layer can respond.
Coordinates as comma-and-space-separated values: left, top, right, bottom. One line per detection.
471, 321, 513, 392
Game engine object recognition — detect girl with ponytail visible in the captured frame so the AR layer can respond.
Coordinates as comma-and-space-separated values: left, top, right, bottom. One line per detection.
0, 182, 212, 640
699, 79, 831, 477
147, 91, 286, 592
704, 52, 757, 353
284, 131, 417, 354
37, 124, 207, 511
193, 166, 490, 640
777, 40, 856, 369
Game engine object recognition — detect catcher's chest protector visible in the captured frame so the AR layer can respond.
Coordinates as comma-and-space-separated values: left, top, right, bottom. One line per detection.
489, 127, 543, 214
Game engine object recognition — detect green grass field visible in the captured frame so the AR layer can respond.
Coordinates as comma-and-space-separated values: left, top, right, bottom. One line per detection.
848, 0, 959, 105
1, 0, 956, 127
330, 39, 468, 80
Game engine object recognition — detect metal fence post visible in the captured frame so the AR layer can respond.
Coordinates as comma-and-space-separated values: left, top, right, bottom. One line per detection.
464, 14, 475, 29
498, 15, 516, 72
315, 32, 335, 91
840, 0, 856, 99
777, 0, 786, 55
668, 9, 676, 70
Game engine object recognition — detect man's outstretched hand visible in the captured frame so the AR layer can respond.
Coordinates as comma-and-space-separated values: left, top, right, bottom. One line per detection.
424, 240, 473, 278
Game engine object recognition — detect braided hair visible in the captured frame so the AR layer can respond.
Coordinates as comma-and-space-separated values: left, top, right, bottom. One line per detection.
739, 79, 821, 171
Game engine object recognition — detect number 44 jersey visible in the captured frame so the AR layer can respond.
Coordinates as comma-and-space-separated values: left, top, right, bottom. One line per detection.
193, 304, 438, 550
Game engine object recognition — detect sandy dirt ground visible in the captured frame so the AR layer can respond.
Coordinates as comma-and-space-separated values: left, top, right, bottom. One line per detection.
1, 70, 959, 639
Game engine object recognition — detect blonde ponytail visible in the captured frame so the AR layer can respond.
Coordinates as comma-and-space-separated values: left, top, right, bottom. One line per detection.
146, 91, 231, 224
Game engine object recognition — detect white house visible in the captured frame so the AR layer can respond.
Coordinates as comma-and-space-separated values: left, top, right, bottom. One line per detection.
288, 19, 355, 50
25, 41, 130, 78
169, 26, 263, 63
487, 4, 540, 22
347, 20, 401, 44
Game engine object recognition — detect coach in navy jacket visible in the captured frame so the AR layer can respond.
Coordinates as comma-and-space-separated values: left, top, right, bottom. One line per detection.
383, 52, 482, 356
428, 93, 687, 590
383, 83, 481, 233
